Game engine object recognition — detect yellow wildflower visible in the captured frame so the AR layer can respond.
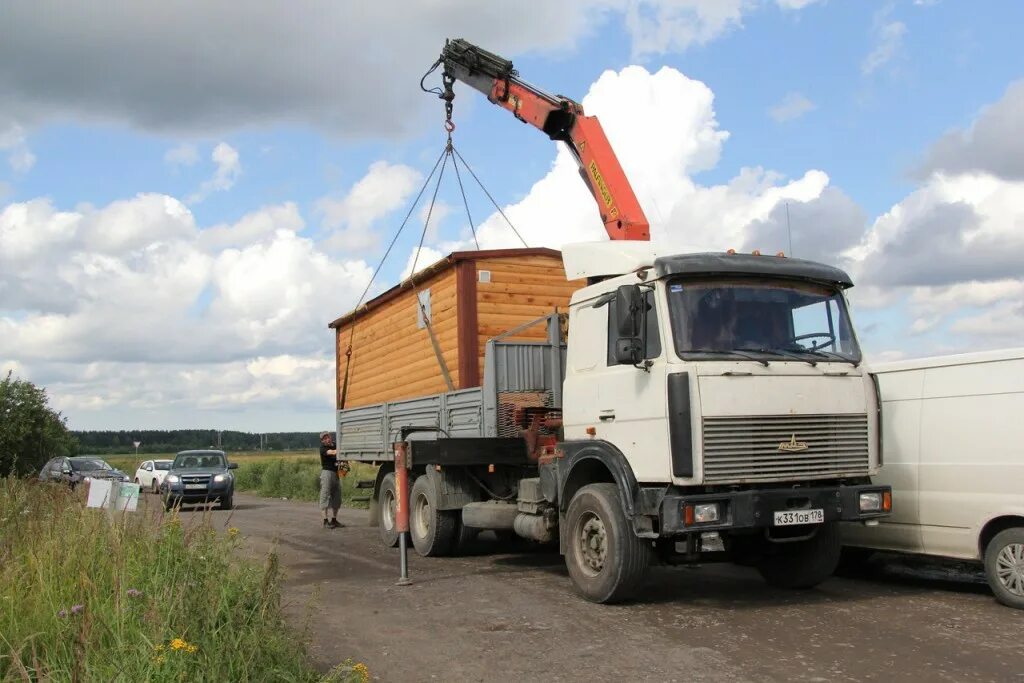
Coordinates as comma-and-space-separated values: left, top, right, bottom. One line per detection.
353, 662, 370, 682
228, 527, 240, 538
154, 654, 166, 665
186, 644, 198, 654
170, 638, 187, 651
153, 644, 165, 652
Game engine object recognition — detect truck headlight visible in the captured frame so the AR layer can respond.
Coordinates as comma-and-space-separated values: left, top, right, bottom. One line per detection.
859, 492, 882, 512
213, 474, 228, 483
166, 474, 180, 484
694, 503, 720, 523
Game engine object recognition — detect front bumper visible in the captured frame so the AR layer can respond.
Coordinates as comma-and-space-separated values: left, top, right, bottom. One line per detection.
163, 484, 232, 502
659, 484, 891, 535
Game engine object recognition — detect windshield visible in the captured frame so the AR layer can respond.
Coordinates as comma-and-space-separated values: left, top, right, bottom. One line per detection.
666, 278, 861, 363
72, 459, 112, 472
172, 453, 226, 469
154, 461, 171, 471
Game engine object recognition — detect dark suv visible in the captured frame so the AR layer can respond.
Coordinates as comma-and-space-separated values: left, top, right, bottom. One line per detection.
161, 450, 237, 511
39, 456, 129, 490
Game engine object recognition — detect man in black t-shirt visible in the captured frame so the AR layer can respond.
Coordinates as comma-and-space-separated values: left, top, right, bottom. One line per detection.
319, 431, 343, 528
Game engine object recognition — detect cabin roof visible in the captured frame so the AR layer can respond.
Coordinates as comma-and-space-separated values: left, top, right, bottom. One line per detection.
328, 247, 562, 329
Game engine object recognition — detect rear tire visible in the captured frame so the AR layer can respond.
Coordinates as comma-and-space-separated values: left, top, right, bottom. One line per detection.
410, 475, 456, 557
377, 473, 399, 548
756, 522, 842, 589
564, 483, 651, 604
984, 527, 1024, 610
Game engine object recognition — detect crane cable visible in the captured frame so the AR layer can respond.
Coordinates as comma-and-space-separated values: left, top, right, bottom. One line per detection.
339, 116, 526, 409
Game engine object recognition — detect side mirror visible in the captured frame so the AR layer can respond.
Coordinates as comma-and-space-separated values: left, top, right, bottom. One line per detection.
62, 467, 72, 475
614, 284, 643, 336
228, 462, 238, 470
614, 337, 643, 365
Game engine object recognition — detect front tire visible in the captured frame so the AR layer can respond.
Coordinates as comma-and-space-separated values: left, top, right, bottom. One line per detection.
984, 527, 1024, 609
564, 483, 651, 604
219, 493, 233, 511
409, 475, 456, 557
152, 480, 160, 495
756, 522, 842, 589
378, 472, 400, 548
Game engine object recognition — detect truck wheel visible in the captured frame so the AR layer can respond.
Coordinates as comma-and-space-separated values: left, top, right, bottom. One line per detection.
756, 522, 842, 589
564, 483, 651, 604
378, 472, 399, 548
410, 475, 456, 557
984, 527, 1024, 609
452, 519, 479, 555
219, 494, 233, 511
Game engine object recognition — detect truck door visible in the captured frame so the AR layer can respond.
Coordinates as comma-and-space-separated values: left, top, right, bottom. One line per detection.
595, 290, 670, 484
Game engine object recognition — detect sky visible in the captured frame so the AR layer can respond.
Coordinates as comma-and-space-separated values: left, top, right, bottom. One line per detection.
1, 1, 1023, 431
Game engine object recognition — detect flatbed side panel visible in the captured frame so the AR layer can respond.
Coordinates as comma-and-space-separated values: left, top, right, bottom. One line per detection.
337, 388, 483, 461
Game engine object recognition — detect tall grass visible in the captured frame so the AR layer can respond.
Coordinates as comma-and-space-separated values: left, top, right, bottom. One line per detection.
0, 478, 367, 682
233, 459, 376, 509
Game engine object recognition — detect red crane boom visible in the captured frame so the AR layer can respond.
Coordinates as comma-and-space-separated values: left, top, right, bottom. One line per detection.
436, 39, 650, 242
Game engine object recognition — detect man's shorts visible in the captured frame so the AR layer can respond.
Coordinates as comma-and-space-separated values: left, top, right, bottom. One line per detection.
319, 469, 341, 510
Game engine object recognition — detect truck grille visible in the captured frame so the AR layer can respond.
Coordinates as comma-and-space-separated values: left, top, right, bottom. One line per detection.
702, 414, 869, 483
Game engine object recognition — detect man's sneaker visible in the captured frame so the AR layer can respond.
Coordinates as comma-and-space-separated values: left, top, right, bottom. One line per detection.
329, 519, 343, 529
322, 519, 329, 528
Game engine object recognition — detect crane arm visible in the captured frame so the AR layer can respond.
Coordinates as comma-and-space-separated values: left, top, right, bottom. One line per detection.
437, 39, 650, 241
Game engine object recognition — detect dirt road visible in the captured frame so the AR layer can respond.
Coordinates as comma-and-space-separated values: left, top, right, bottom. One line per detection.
187, 494, 1022, 682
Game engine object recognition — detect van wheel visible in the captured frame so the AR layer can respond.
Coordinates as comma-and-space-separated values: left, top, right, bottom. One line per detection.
152, 480, 159, 495
378, 473, 399, 548
984, 527, 1024, 609
564, 483, 651, 604
756, 522, 841, 589
409, 476, 456, 557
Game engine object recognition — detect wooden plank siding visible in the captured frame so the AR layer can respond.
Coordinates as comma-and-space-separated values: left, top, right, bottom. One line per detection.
472, 255, 583, 382
335, 268, 459, 408
332, 249, 584, 409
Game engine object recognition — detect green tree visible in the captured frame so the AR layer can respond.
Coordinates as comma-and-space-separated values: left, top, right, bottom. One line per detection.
0, 372, 76, 476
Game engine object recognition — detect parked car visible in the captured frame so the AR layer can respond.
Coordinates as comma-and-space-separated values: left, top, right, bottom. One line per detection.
842, 348, 1024, 609
161, 450, 237, 511
38, 456, 130, 490
134, 459, 173, 494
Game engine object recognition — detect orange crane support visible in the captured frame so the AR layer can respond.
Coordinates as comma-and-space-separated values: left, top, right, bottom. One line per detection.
435, 39, 650, 242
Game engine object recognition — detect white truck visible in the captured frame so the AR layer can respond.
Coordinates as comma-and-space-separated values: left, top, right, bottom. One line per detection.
842, 348, 1024, 609
338, 243, 892, 603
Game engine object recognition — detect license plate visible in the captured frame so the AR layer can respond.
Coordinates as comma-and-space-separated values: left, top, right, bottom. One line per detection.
773, 509, 824, 526
185, 484, 206, 490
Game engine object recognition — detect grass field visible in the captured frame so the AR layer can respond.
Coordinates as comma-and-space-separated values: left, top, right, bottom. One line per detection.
103, 451, 378, 510
0, 477, 369, 682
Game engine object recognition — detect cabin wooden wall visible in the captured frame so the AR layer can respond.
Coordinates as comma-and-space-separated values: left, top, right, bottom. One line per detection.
472, 255, 583, 382
334, 252, 584, 409
335, 268, 459, 408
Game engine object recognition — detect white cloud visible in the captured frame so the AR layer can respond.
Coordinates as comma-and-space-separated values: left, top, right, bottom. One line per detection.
862, 9, 906, 75
186, 142, 241, 204
768, 92, 816, 122
317, 161, 423, 254
0, 2, 822, 137
918, 80, 1024, 181
164, 143, 199, 167
0, 123, 36, 172
198, 202, 303, 252
462, 65, 828, 255
776, 0, 823, 8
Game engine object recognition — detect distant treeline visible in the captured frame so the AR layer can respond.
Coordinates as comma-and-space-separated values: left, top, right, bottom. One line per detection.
71, 430, 321, 455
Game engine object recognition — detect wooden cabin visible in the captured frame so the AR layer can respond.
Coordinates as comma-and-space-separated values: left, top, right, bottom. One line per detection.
329, 248, 583, 409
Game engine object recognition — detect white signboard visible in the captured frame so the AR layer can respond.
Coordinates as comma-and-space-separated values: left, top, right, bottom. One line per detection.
115, 483, 140, 512
86, 480, 140, 512
86, 479, 113, 508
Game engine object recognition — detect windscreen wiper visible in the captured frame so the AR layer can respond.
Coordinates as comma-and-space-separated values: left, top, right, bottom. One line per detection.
746, 346, 818, 367
789, 348, 861, 367
682, 348, 770, 367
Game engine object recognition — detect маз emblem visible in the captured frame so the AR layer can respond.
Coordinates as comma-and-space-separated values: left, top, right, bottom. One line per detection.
778, 434, 809, 452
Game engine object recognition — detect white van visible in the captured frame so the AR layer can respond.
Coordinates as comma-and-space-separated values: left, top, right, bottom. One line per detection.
843, 348, 1024, 608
